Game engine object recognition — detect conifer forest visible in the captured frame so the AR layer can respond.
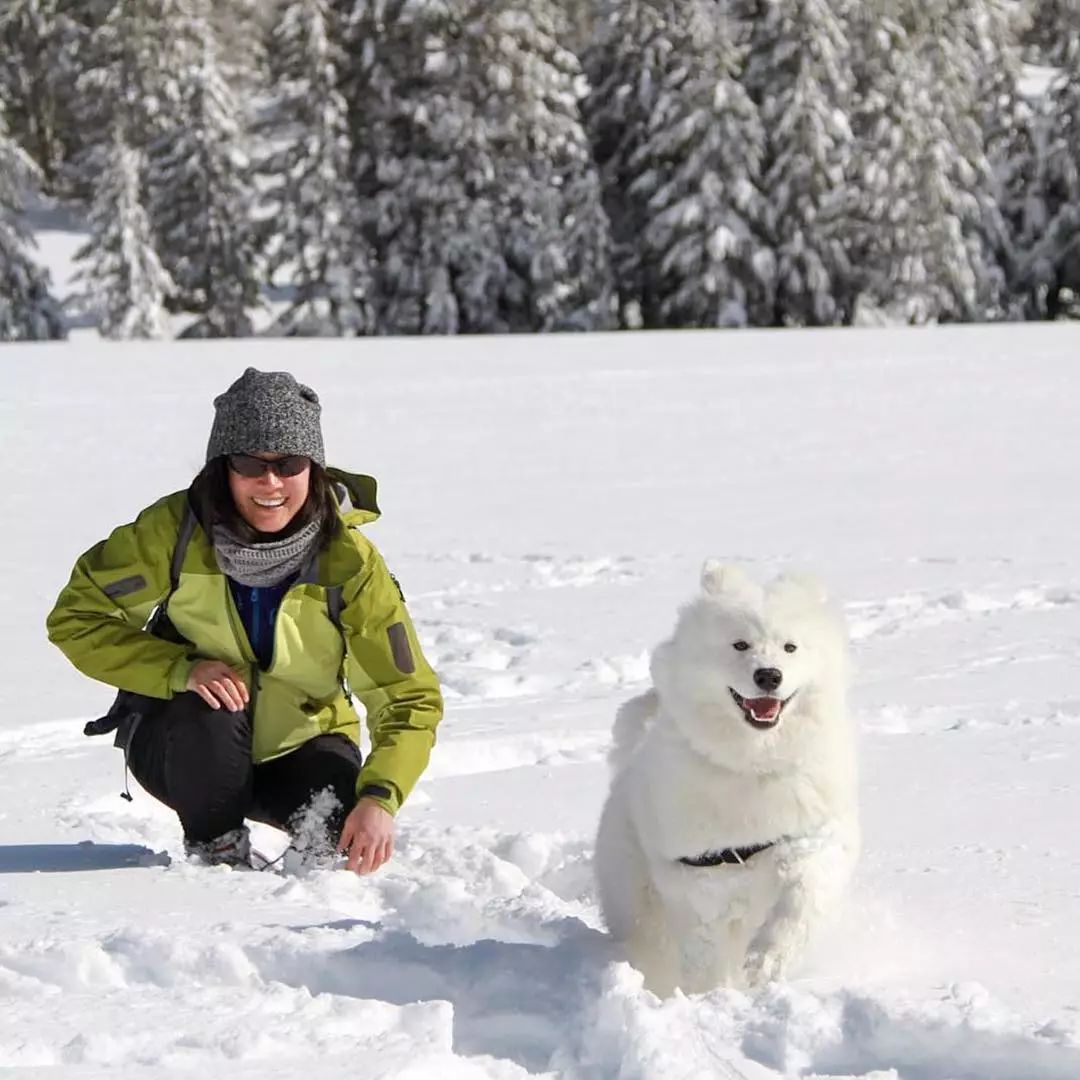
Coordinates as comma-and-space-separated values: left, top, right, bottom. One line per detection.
1, 0, 1078, 341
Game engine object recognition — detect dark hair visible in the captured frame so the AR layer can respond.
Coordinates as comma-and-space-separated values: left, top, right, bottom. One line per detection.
190, 457, 341, 549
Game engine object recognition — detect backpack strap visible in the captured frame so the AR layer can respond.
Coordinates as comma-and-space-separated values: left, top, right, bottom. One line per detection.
168, 503, 197, 597
136, 502, 196, 639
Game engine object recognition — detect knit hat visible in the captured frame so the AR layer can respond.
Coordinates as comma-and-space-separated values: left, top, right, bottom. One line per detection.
206, 367, 325, 466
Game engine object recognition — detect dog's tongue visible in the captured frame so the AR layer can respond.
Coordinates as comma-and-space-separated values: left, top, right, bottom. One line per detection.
745, 697, 782, 721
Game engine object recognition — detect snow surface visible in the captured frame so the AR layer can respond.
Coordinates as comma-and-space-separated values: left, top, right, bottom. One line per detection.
3, 323, 1080, 1077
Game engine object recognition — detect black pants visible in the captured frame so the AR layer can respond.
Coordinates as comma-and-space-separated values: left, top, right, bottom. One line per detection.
127, 692, 362, 843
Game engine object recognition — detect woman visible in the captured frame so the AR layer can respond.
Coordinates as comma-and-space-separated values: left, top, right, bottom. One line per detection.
47, 367, 443, 872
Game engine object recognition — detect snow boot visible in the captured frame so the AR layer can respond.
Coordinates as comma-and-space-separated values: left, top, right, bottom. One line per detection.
183, 824, 252, 868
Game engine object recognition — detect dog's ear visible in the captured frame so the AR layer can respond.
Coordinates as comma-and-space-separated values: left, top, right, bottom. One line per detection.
769, 571, 829, 606
700, 559, 754, 598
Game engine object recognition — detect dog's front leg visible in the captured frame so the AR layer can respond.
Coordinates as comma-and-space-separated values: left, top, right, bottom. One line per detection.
743, 883, 809, 988
672, 916, 726, 995
660, 875, 747, 994
743, 839, 854, 989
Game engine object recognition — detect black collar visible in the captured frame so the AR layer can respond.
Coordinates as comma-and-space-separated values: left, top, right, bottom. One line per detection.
678, 840, 777, 867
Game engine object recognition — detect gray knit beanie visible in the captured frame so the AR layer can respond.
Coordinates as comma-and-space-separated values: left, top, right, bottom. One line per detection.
206, 367, 325, 466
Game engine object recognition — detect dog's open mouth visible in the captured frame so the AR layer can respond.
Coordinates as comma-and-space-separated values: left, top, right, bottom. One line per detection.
729, 688, 797, 730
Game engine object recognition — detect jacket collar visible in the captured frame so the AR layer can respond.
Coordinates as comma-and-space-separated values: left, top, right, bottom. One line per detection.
327, 467, 380, 527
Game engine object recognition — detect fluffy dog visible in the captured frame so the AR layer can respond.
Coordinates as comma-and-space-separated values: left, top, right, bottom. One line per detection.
594, 561, 858, 995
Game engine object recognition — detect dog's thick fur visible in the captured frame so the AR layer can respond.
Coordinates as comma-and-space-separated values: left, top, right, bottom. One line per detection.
594, 561, 858, 996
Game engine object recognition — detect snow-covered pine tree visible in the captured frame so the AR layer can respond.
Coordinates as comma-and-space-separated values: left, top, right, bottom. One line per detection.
583, 0, 676, 327
913, 1, 1011, 319
621, 0, 769, 328
65, 0, 196, 208
213, 0, 268, 97
0, 0, 84, 188
338, 1, 493, 334
967, 0, 1033, 314
259, 0, 373, 336
846, 9, 978, 322
342, 0, 613, 335
845, 0, 1017, 322
1023, 0, 1080, 65
147, 6, 261, 337
0, 104, 65, 340
738, 0, 855, 326
1025, 42, 1080, 317
74, 125, 175, 339
486, 7, 614, 331
561, 0, 595, 53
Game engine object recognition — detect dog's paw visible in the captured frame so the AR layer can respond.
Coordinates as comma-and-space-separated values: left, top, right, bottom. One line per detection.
743, 948, 783, 989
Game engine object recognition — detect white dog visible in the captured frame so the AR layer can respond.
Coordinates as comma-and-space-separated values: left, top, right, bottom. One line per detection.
594, 561, 858, 996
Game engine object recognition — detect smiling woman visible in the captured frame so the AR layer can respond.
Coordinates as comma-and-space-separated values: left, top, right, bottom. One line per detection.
228, 453, 313, 532
46, 368, 443, 874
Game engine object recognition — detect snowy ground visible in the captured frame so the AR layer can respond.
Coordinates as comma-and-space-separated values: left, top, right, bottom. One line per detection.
3, 324, 1080, 1077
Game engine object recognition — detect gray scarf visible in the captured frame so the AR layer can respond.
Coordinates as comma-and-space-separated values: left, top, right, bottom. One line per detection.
212, 518, 323, 587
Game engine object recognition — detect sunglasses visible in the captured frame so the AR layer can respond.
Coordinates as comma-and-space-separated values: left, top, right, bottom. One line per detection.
226, 453, 311, 478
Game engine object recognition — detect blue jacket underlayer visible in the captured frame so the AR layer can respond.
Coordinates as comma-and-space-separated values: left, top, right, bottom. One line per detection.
228, 576, 297, 670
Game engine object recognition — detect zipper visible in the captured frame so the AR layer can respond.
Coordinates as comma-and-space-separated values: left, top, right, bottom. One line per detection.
223, 581, 258, 715
249, 663, 260, 719
225, 581, 257, 665
251, 587, 262, 665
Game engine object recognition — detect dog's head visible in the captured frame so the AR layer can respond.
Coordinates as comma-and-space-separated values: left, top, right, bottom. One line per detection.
651, 560, 850, 770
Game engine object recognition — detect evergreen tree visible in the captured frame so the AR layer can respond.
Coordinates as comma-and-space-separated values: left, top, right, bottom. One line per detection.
919, 0, 1012, 319
1025, 45, 1080, 317
622, 0, 770, 327
342, 0, 613, 335
213, 0, 269, 96
845, 0, 1013, 322
0, 0, 83, 187
739, 0, 855, 326
1023, 0, 1079, 65
561, 0, 596, 53
583, 0, 674, 326
260, 0, 372, 335
968, 0, 1033, 314
487, 6, 614, 331
147, 9, 261, 337
66, 0, 195, 204
847, 10, 979, 322
74, 127, 175, 339
0, 105, 65, 340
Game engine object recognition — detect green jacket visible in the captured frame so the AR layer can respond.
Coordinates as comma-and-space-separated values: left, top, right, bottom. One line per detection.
46, 469, 442, 816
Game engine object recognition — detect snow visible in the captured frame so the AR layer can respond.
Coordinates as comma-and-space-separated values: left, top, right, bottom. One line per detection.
3, 320, 1080, 1076
1020, 64, 1059, 101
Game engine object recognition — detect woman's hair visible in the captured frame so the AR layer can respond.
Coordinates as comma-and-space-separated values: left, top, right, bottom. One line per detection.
190, 457, 341, 548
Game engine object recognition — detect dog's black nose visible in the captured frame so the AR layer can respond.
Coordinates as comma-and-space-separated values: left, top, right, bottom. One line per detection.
754, 667, 783, 692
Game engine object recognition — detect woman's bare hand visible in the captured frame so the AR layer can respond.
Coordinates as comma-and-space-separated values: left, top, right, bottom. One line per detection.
338, 798, 395, 875
186, 660, 249, 712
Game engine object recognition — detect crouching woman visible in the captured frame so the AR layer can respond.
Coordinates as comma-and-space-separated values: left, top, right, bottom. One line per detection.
46, 367, 442, 872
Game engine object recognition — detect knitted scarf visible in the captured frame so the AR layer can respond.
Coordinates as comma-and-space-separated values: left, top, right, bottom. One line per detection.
211, 518, 322, 587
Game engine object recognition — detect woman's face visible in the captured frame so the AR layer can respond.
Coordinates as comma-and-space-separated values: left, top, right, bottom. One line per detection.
226, 452, 311, 534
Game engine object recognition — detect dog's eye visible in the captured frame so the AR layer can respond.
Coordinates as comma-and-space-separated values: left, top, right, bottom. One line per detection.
784, 642, 798, 653
733, 641, 750, 652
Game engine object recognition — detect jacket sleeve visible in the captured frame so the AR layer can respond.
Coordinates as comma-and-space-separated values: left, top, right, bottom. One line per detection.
45, 497, 198, 699
341, 545, 443, 815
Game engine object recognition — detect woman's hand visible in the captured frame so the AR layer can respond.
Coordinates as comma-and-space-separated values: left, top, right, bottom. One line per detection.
186, 660, 249, 712
338, 798, 395, 875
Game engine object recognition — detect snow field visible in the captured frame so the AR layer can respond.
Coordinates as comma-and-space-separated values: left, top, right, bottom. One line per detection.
3, 329, 1080, 1076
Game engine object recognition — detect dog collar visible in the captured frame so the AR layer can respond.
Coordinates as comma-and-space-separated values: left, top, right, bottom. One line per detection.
678, 841, 777, 867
